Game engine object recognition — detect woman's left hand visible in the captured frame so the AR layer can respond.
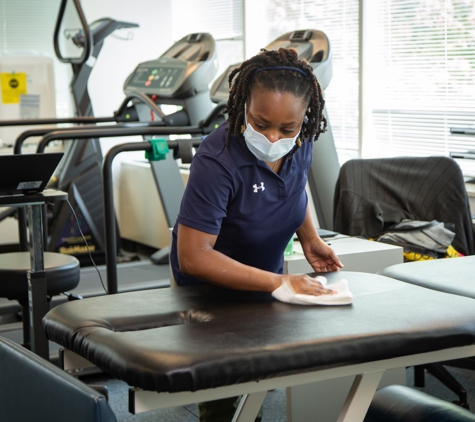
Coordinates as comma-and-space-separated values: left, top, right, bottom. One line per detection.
301, 238, 344, 273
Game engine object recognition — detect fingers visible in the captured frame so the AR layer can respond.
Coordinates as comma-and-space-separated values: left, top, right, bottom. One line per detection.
313, 285, 335, 296
314, 285, 335, 295
325, 263, 340, 272
313, 278, 335, 295
317, 259, 343, 273
328, 252, 344, 269
289, 275, 336, 296
315, 264, 334, 273
321, 245, 344, 269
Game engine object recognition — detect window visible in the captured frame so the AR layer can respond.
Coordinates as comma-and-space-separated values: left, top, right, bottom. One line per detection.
0, 0, 58, 52
0, 0, 73, 117
364, 0, 475, 176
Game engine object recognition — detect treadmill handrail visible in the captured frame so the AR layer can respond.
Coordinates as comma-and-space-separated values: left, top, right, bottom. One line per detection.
0, 116, 115, 128
2, 92, 163, 129
36, 125, 205, 153
103, 138, 202, 294
34, 127, 206, 294
17, 107, 219, 254
16, 124, 203, 251
117, 92, 167, 120
54, 0, 92, 65
14, 121, 164, 155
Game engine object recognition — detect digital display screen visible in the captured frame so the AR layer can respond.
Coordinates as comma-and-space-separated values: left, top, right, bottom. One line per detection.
213, 65, 239, 99
128, 65, 184, 90
215, 70, 233, 95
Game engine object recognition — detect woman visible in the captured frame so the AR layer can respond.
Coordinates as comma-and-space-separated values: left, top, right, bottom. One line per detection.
170, 47, 343, 421
171, 47, 342, 292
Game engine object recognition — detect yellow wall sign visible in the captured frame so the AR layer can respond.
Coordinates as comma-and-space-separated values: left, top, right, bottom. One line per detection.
1, 72, 27, 104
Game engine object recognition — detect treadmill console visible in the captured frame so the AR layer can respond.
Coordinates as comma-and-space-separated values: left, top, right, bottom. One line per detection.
126, 60, 187, 96
210, 64, 240, 104
123, 32, 218, 100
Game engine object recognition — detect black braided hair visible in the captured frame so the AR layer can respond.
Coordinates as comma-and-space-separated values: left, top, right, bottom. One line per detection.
225, 47, 326, 157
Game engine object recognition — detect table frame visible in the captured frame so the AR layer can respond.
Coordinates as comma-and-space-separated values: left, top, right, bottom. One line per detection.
62, 344, 475, 422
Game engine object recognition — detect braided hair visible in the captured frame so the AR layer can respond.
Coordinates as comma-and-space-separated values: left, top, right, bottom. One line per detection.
226, 47, 326, 157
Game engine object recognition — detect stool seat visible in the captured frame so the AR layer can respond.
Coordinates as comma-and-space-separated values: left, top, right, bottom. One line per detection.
0, 252, 80, 300
365, 385, 475, 421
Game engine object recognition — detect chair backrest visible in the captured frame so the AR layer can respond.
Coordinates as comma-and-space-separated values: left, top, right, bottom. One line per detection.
0, 336, 117, 422
333, 156, 475, 256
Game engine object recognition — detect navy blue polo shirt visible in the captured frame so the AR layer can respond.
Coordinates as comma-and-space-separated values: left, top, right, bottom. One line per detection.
170, 122, 313, 286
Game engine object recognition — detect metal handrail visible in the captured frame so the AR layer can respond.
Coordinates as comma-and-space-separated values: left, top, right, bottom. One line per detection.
36, 125, 205, 153
0, 116, 115, 128
102, 139, 200, 294
14, 121, 164, 155
33, 127, 205, 293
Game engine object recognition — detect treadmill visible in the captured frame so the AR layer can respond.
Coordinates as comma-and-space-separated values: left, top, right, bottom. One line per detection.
121, 32, 219, 263
124, 32, 218, 126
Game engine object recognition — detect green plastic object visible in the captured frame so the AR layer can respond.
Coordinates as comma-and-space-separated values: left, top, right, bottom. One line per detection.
146, 138, 169, 161
284, 236, 294, 256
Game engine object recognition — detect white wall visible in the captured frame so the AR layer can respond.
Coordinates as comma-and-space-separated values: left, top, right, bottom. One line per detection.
243, 0, 270, 58
81, 0, 173, 118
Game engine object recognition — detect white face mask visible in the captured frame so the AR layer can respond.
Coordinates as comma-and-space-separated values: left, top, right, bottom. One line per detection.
243, 115, 299, 163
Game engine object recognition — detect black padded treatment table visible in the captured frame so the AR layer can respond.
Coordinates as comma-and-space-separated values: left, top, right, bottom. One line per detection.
43, 271, 475, 422
378, 256, 475, 408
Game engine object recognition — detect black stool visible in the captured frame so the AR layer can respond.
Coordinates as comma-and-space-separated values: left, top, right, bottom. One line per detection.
0, 252, 80, 347
364, 385, 475, 422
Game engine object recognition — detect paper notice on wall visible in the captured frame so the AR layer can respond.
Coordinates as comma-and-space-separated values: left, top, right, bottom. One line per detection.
20, 94, 40, 119
1, 72, 27, 104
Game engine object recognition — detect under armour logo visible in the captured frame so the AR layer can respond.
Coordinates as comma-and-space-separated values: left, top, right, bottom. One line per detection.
253, 182, 265, 193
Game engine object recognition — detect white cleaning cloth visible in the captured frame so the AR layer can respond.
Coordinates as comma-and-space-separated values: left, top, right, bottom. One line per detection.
272, 275, 353, 306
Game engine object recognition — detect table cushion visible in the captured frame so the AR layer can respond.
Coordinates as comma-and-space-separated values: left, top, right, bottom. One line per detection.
44, 272, 475, 393
378, 256, 475, 298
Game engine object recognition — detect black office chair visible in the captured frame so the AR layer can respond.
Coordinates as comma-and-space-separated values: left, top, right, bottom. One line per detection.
333, 156, 475, 407
333, 156, 475, 256
0, 336, 117, 422
365, 385, 475, 422
0, 251, 80, 348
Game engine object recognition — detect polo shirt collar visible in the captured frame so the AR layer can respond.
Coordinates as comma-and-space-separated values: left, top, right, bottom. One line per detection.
229, 133, 260, 168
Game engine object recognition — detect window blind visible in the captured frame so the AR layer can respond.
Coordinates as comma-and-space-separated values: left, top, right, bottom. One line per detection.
262, 0, 360, 158
0, 0, 74, 117
170, 0, 244, 78
0, 0, 58, 53
367, 0, 475, 176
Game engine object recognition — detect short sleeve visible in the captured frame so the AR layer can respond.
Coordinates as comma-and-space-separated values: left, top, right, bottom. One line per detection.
177, 153, 236, 235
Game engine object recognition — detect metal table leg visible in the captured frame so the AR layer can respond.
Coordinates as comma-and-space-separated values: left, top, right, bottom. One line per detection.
26, 204, 49, 360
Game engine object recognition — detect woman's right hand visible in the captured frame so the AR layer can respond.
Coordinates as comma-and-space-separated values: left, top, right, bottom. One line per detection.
281, 274, 336, 296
